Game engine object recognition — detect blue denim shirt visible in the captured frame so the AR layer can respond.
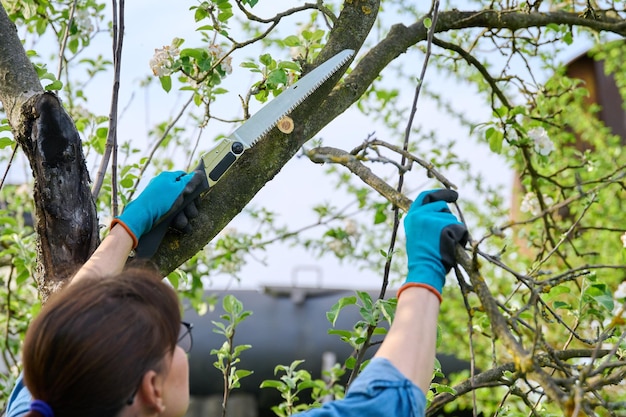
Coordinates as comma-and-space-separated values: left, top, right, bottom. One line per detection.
298, 358, 426, 417
5, 373, 30, 417
6, 357, 425, 417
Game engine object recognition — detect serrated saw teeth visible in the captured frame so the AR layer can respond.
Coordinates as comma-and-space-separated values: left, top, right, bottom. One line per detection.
231, 49, 354, 147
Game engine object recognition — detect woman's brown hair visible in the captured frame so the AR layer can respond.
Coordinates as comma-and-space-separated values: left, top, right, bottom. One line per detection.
21, 268, 181, 417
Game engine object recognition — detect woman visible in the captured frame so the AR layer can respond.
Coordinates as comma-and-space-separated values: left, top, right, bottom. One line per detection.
6, 171, 467, 417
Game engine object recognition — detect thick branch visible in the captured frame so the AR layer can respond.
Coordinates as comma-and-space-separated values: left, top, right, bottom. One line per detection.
427, 349, 612, 415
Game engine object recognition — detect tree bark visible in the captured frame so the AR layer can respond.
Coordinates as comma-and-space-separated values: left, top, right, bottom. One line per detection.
0, 4, 42, 121
1, 5, 99, 301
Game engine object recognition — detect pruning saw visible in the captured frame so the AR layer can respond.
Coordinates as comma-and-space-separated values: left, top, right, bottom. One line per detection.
135, 49, 354, 258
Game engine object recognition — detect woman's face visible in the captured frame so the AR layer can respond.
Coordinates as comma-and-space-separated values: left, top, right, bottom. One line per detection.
161, 345, 190, 417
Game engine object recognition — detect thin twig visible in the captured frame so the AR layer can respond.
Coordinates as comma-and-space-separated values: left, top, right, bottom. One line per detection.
91, 0, 125, 209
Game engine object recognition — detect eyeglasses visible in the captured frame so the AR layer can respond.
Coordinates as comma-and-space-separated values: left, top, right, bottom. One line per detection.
178, 321, 193, 353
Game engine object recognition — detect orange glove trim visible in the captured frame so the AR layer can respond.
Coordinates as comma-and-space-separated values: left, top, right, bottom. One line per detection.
110, 219, 139, 249
396, 282, 443, 304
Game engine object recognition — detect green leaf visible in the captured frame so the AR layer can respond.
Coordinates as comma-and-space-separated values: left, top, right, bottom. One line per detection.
0, 137, 14, 149
159, 76, 172, 92
326, 295, 357, 326
96, 127, 108, 139
40, 72, 55, 81
180, 48, 207, 61
374, 206, 387, 224
235, 369, 253, 378
167, 272, 179, 289
223, 294, 243, 315
432, 382, 457, 395
218, 9, 233, 22
68, 38, 79, 54
546, 23, 561, 32
36, 18, 47, 35
21, 0, 37, 19
544, 285, 571, 300
486, 127, 504, 154
372, 327, 387, 336
260, 53, 273, 66
120, 177, 134, 188
233, 344, 252, 356
563, 31, 573, 45
260, 380, 284, 389
594, 294, 614, 312
424, 17, 432, 29
357, 291, 373, 310
267, 69, 287, 86
277, 61, 300, 71
194, 7, 207, 21
327, 329, 353, 338
379, 299, 396, 324
310, 29, 325, 42
240, 61, 260, 69
283, 35, 301, 47
345, 356, 356, 369
44, 80, 63, 91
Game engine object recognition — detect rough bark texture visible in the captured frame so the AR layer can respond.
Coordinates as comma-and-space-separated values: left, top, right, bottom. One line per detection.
0, 5, 42, 120
1, 5, 99, 301
26, 93, 99, 300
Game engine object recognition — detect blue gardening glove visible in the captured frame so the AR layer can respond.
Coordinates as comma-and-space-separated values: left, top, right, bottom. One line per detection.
111, 171, 204, 248
399, 189, 469, 301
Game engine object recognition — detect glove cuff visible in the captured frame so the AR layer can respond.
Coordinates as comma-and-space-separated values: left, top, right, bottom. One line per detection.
397, 283, 442, 304
111, 218, 139, 249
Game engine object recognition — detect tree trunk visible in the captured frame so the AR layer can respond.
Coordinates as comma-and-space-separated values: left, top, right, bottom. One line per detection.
1, 5, 99, 301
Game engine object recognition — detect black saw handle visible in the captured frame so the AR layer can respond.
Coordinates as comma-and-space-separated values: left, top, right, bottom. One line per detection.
134, 162, 209, 259
134, 139, 245, 259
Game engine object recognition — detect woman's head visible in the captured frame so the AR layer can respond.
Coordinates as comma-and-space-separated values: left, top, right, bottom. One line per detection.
22, 268, 188, 417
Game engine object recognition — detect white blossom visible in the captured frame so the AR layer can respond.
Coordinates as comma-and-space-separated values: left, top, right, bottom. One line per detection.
344, 219, 359, 237
520, 192, 540, 215
520, 192, 553, 216
149, 42, 180, 77
621, 232, 626, 248
207, 44, 233, 74
220, 227, 238, 237
328, 239, 347, 256
528, 127, 554, 156
74, 8, 94, 34
590, 320, 601, 332
615, 281, 626, 300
